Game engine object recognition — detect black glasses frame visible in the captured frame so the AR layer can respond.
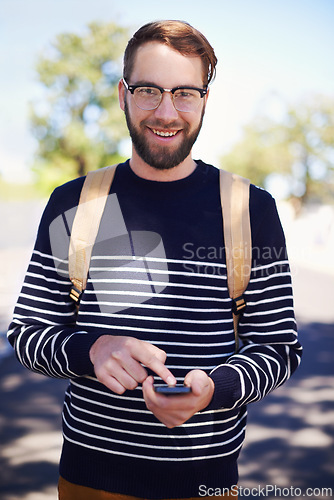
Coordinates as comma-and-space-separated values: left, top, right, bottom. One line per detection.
122, 78, 208, 99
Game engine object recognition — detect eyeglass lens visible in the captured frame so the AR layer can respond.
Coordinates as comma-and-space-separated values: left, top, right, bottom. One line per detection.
133, 87, 202, 112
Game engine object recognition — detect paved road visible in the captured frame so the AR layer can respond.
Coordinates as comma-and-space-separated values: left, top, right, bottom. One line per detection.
239, 318, 334, 497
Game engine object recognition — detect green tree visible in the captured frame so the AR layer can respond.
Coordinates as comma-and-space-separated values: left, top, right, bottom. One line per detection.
220, 94, 334, 207
30, 21, 130, 194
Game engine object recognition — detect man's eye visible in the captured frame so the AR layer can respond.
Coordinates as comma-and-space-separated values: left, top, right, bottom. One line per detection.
175, 89, 197, 98
137, 87, 158, 96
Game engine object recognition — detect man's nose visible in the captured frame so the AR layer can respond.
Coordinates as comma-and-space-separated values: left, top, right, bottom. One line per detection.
154, 91, 179, 121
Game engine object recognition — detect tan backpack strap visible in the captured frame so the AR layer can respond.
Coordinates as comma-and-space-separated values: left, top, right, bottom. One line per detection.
69, 164, 118, 303
219, 169, 252, 350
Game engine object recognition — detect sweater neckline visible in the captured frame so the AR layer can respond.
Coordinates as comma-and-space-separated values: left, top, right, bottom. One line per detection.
119, 159, 205, 193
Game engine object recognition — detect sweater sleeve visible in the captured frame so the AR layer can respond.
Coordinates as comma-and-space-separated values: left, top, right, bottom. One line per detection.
7, 183, 104, 379
206, 189, 302, 411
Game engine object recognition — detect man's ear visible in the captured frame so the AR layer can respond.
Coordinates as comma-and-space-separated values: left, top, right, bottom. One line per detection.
118, 79, 125, 111
204, 87, 210, 107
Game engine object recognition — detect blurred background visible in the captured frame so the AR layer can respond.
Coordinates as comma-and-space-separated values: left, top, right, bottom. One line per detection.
0, 0, 333, 498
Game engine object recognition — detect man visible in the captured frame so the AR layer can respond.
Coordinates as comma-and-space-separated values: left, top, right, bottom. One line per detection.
8, 20, 302, 499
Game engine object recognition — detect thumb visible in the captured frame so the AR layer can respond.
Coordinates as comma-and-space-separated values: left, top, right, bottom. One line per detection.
184, 370, 210, 397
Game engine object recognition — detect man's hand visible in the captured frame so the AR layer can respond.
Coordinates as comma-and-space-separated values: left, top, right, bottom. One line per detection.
89, 335, 176, 394
142, 369, 215, 428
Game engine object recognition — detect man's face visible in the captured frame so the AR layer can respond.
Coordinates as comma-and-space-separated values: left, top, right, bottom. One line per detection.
119, 42, 208, 171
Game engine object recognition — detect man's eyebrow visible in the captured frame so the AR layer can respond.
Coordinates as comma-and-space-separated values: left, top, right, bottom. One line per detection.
130, 80, 159, 87
130, 81, 203, 89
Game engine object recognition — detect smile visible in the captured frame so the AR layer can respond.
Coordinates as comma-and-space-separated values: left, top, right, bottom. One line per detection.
152, 129, 179, 137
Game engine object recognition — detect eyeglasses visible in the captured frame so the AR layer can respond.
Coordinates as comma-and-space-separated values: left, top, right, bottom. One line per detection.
122, 78, 207, 113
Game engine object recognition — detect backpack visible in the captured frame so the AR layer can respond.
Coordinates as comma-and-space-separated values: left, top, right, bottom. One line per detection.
68, 164, 252, 349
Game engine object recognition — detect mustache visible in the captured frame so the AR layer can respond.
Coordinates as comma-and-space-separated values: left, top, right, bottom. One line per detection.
143, 119, 185, 130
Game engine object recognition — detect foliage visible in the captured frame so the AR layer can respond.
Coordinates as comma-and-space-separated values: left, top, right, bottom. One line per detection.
220, 94, 334, 207
30, 21, 130, 195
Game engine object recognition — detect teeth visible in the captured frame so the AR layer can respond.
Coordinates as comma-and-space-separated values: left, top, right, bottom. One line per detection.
153, 129, 178, 137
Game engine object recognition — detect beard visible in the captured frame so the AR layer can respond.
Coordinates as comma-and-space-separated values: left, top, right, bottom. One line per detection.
124, 100, 204, 171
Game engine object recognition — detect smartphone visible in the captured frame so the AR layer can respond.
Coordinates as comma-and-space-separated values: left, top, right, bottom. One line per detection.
154, 384, 192, 396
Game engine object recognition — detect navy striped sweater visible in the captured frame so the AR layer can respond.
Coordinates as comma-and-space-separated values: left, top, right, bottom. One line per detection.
8, 160, 302, 498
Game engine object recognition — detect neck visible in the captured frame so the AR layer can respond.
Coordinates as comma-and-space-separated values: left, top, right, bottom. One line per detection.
129, 148, 197, 181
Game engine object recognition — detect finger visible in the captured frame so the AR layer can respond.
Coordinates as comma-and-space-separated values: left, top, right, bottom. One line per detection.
143, 376, 174, 408
143, 378, 188, 411
143, 377, 174, 416
142, 377, 193, 428
184, 370, 209, 396
97, 359, 141, 393
142, 375, 155, 395
151, 347, 167, 364
98, 373, 127, 395
149, 359, 176, 386
135, 344, 176, 386
108, 362, 141, 391
111, 349, 148, 383
142, 376, 159, 406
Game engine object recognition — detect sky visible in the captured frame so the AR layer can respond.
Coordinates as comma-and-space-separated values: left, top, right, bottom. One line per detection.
0, 0, 333, 184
